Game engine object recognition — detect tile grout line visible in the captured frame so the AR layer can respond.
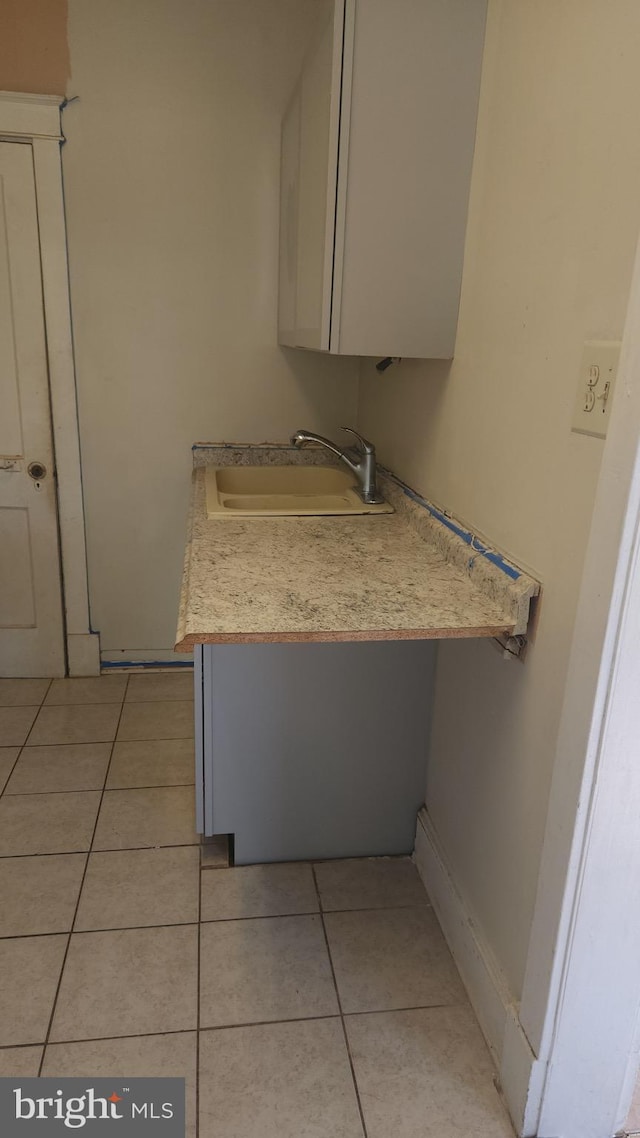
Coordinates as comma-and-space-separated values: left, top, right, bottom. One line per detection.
0, 1001, 468, 1053
37, 677, 131, 1076
44, 690, 193, 702
3, 782, 196, 798
0, 905, 441, 940
311, 865, 369, 1138
121, 691, 191, 701
8, 1017, 342, 1053
18, 734, 195, 748
0, 920, 200, 941
116, 737, 195, 744
0, 1028, 196, 1053
196, 1002, 465, 1034
87, 1014, 343, 1047
0, 681, 52, 796
0, 748, 26, 800
196, 902, 429, 923
0, 840, 201, 860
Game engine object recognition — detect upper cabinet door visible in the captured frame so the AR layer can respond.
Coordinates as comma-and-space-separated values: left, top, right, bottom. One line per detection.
278, 1, 346, 352
278, 0, 487, 361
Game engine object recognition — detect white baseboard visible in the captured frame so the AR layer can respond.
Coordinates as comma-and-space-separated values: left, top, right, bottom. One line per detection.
414, 807, 543, 1136
413, 807, 511, 1058
501, 1006, 547, 1136
67, 632, 101, 676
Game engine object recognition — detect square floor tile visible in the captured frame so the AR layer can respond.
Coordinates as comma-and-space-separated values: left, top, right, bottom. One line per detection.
75, 846, 200, 930
27, 704, 120, 746
0, 1046, 43, 1075
0, 854, 86, 936
0, 935, 67, 1046
200, 914, 338, 1028
201, 862, 318, 921
5, 743, 111, 794
0, 706, 39, 746
106, 738, 194, 789
0, 747, 19, 792
43, 1032, 197, 1138
346, 1006, 513, 1138
199, 1019, 364, 1138
117, 701, 194, 742
315, 857, 429, 912
93, 786, 198, 850
45, 676, 127, 705
0, 792, 101, 855
50, 924, 198, 1042
324, 907, 466, 1014
126, 672, 194, 702
0, 679, 50, 706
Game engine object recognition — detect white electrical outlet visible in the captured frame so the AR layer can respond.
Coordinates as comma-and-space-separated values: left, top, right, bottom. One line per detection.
572, 340, 621, 439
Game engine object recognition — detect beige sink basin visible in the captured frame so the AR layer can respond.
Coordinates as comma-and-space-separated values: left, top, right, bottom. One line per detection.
205, 465, 393, 517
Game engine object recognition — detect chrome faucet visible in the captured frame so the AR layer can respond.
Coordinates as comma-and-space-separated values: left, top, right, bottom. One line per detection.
290, 426, 384, 505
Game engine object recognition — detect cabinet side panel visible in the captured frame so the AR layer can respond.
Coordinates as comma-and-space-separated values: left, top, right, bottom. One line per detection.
194, 645, 205, 834
338, 0, 487, 358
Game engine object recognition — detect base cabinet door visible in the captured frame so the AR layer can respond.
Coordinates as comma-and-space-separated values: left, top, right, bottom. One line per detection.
198, 640, 435, 864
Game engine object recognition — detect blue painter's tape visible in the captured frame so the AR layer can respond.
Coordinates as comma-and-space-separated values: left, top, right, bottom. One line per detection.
101, 660, 194, 669
391, 477, 521, 582
192, 443, 298, 452
481, 550, 520, 579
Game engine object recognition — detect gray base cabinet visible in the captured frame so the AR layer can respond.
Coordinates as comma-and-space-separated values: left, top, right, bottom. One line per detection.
195, 641, 435, 864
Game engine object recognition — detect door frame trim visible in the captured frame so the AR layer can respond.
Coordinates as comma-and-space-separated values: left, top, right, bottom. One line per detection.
0, 91, 99, 675
517, 228, 640, 1136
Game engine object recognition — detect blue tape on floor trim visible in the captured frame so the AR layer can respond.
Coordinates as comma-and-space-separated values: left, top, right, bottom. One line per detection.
101, 660, 194, 669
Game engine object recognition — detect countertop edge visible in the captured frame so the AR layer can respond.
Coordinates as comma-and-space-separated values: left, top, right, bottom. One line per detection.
175, 622, 514, 651
175, 472, 198, 650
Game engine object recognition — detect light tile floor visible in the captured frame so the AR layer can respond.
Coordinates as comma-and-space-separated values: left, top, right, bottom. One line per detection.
0, 672, 514, 1138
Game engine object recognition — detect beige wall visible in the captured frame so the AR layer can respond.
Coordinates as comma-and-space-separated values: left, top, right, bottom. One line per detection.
63, 0, 359, 656
0, 0, 69, 95
358, 0, 640, 997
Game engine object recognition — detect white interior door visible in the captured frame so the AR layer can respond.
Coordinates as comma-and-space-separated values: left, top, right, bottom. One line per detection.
0, 141, 65, 677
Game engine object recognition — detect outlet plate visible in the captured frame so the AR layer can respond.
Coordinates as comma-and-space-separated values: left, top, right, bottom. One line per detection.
572, 340, 621, 439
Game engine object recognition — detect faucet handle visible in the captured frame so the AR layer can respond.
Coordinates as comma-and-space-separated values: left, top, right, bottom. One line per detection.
339, 426, 375, 454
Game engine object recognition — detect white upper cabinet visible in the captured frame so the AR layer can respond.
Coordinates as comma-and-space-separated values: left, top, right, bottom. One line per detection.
278, 0, 487, 359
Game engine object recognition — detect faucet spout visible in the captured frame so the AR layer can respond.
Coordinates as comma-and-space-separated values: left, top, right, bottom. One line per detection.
289, 430, 346, 463
290, 427, 384, 505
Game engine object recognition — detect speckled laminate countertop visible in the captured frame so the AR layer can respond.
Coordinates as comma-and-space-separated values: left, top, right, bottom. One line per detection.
175, 445, 539, 650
